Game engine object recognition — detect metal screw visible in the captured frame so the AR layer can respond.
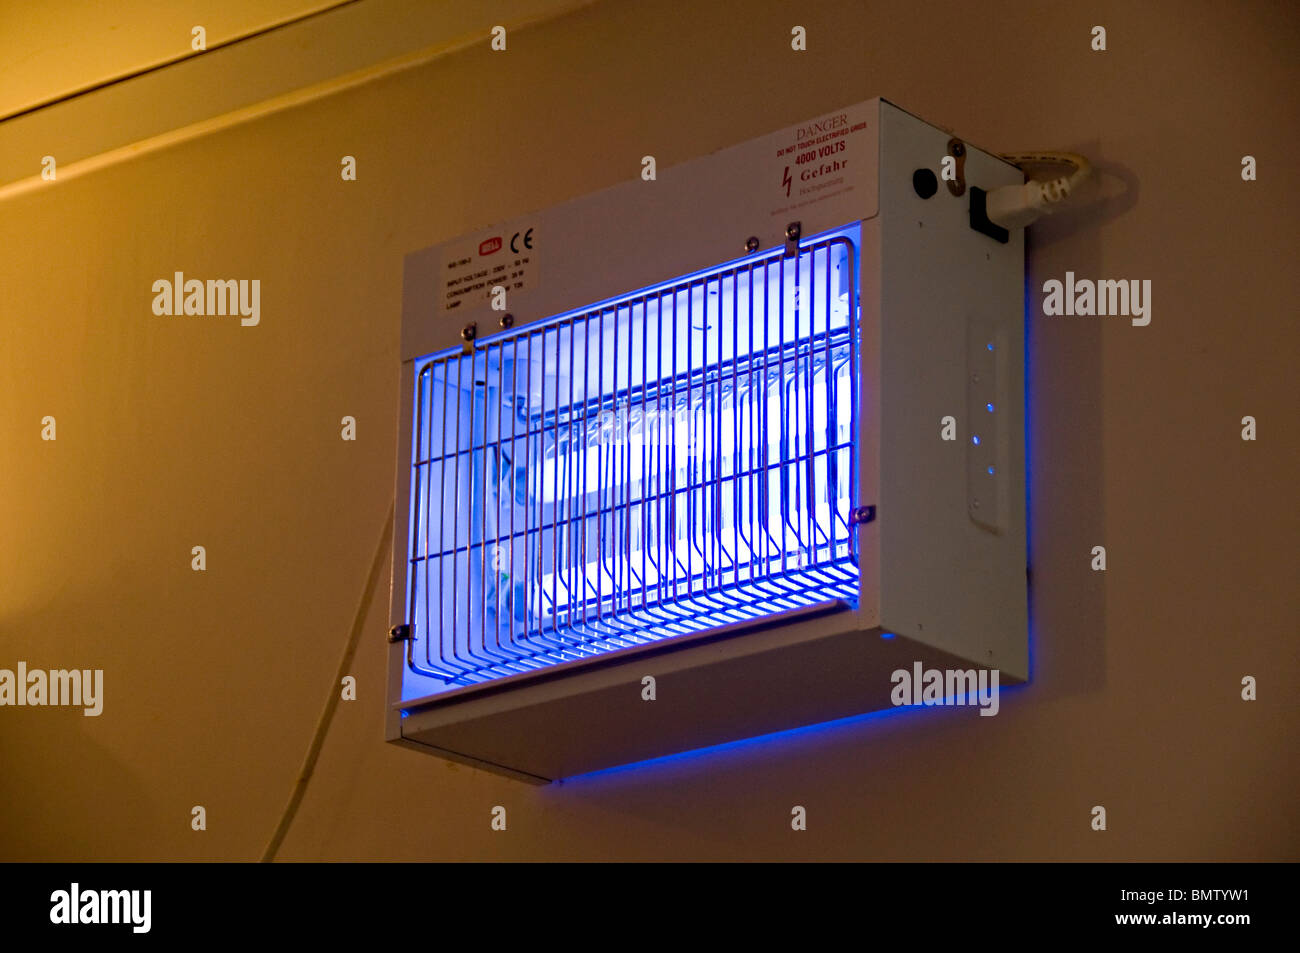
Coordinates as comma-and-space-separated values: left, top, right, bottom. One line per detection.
745, 236, 760, 253
952, 141, 965, 157
461, 323, 477, 342
786, 222, 801, 241
500, 313, 514, 329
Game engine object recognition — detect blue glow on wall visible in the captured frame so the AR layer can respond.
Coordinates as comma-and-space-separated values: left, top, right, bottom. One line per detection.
562, 678, 1033, 785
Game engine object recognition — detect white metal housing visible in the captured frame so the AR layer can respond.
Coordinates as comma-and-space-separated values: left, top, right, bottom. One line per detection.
388, 98, 1027, 782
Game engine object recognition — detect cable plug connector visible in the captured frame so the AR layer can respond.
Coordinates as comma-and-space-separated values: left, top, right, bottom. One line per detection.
984, 152, 1093, 230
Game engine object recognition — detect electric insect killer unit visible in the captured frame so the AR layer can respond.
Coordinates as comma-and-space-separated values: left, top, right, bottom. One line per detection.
387, 98, 1028, 783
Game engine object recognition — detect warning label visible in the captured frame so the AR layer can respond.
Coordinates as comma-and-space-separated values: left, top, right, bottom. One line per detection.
439, 222, 538, 313
768, 109, 870, 218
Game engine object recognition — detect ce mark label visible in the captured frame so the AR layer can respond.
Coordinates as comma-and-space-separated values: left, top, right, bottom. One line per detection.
510, 228, 534, 253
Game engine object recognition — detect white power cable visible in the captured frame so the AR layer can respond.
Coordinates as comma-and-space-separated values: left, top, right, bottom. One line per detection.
984, 151, 1093, 230
261, 499, 394, 862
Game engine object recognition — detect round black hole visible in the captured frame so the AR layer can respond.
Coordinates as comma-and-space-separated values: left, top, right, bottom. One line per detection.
912, 168, 938, 199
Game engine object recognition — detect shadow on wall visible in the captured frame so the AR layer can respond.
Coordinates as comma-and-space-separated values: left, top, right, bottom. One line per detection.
1025, 140, 1136, 698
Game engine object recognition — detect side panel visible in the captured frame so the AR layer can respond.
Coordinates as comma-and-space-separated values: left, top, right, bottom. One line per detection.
876, 101, 1029, 680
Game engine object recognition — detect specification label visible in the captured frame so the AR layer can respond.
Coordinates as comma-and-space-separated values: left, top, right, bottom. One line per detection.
439, 221, 539, 313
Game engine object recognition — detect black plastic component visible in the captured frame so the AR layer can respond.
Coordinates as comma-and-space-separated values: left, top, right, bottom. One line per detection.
912, 168, 938, 199
968, 186, 1009, 244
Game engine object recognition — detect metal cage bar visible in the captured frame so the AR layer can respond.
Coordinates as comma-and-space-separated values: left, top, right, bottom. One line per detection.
405, 232, 860, 685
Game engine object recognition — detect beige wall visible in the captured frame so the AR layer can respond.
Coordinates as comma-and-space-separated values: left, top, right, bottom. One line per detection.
1, 0, 1296, 861
0, 0, 347, 118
